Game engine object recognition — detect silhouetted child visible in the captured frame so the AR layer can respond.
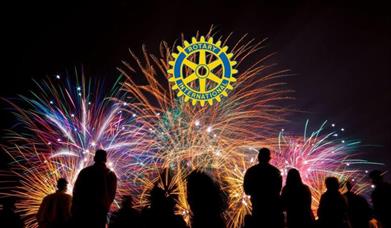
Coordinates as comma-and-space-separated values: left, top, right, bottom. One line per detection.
141, 185, 187, 228
186, 170, 227, 228
317, 177, 349, 228
344, 181, 371, 228
243, 148, 283, 228
281, 168, 314, 228
109, 195, 140, 228
37, 178, 72, 228
369, 170, 391, 228
72, 149, 117, 228
0, 197, 24, 228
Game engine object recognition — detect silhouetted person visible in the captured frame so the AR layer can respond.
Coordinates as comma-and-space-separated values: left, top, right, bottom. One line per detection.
72, 149, 117, 228
344, 181, 371, 228
109, 195, 140, 228
317, 177, 350, 228
186, 170, 227, 228
281, 168, 314, 228
36, 178, 72, 228
243, 148, 283, 228
0, 198, 24, 228
141, 185, 187, 228
369, 170, 391, 228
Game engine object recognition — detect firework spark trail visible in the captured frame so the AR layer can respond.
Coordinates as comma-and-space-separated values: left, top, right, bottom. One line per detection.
1, 74, 155, 228
119, 30, 293, 227
222, 120, 382, 227
120, 30, 292, 165
1, 29, 382, 228
275, 120, 382, 206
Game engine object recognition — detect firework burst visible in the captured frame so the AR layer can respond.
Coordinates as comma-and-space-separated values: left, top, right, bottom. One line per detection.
223, 120, 382, 226
119, 29, 292, 227
1, 73, 152, 227
275, 120, 381, 208
1, 29, 381, 228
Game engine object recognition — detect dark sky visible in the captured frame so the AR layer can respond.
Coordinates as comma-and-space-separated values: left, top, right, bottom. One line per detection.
1, 1, 390, 173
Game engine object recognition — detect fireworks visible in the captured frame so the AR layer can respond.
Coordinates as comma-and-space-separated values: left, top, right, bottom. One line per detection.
1, 74, 153, 227
120, 30, 291, 166
223, 120, 382, 226
1, 29, 382, 228
274, 120, 381, 209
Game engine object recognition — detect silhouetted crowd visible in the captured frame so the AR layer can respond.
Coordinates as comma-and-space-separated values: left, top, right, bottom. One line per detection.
0, 148, 390, 228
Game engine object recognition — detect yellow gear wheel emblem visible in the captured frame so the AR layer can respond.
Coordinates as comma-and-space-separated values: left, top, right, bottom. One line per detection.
167, 36, 238, 106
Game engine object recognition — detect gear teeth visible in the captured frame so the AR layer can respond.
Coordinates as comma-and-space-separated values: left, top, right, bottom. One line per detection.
167, 35, 238, 106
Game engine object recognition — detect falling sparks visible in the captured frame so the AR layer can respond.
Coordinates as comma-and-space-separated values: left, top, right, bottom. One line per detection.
1, 29, 382, 228
1, 74, 153, 227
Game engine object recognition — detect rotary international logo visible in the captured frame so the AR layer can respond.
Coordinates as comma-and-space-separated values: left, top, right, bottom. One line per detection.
167, 36, 238, 106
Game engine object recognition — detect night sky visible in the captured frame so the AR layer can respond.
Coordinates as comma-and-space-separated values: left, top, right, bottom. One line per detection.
1, 1, 390, 175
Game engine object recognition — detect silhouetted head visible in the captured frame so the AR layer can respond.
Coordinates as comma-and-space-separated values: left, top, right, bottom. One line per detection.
187, 170, 227, 215
121, 195, 133, 209
286, 168, 303, 187
369, 170, 383, 185
325, 177, 340, 192
149, 186, 167, 209
57, 178, 68, 192
148, 185, 175, 214
345, 181, 353, 192
257, 148, 271, 164
94, 149, 107, 163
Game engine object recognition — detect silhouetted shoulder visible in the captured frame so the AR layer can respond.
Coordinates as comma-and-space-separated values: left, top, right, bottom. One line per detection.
108, 169, 117, 177
303, 184, 311, 193
267, 163, 281, 174
244, 165, 258, 176
78, 165, 92, 176
43, 193, 54, 201
84, 165, 93, 171
247, 164, 259, 172
60, 192, 72, 202
243, 165, 258, 195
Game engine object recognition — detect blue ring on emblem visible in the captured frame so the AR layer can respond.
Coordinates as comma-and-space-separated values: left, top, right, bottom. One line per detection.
219, 53, 231, 78
174, 53, 186, 78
